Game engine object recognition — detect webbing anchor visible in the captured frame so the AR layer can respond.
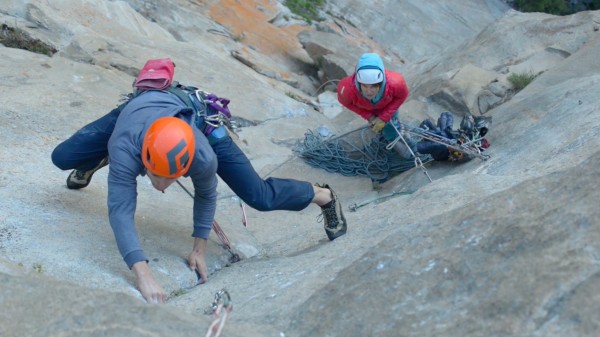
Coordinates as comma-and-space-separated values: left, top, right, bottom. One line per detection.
388, 119, 433, 182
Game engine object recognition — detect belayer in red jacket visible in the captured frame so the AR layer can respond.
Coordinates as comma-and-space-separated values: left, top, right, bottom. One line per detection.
337, 52, 417, 158
338, 53, 491, 162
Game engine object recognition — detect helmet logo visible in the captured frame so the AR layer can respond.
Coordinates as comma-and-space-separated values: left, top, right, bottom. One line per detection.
166, 139, 190, 176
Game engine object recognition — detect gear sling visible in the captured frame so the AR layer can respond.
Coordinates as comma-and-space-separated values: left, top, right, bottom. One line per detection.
131, 58, 234, 145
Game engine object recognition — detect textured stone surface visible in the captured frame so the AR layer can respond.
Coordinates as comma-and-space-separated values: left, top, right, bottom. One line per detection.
0, 1, 599, 336
287, 151, 600, 337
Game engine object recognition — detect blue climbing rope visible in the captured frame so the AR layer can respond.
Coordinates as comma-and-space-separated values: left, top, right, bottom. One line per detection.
294, 126, 431, 182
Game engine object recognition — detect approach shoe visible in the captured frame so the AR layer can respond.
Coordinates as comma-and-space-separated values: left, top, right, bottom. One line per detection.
66, 156, 109, 190
316, 183, 347, 240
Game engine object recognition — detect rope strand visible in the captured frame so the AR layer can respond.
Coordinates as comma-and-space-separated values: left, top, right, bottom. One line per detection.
294, 127, 428, 182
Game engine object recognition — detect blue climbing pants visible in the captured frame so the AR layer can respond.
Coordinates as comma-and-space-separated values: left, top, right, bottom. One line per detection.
212, 137, 314, 211
51, 107, 314, 212
51, 107, 119, 171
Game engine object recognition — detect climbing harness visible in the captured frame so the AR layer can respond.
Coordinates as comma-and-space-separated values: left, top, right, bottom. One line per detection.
176, 180, 240, 264
204, 289, 233, 337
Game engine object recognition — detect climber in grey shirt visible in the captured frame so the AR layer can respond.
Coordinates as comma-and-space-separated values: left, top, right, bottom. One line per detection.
107, 90, 218, 303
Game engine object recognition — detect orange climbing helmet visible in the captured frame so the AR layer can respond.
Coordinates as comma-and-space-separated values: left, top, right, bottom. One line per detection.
142, 117, 195, 178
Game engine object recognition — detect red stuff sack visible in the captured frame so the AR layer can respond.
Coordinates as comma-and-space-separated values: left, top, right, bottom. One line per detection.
134, 58, 175, 90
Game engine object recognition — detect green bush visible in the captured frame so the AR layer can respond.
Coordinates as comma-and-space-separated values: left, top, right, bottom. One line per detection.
285, 0, 325, 24
0, 24, 57, 56
507, 71, 542, 91
514, 0, 568, 15
512, 0, 600, 15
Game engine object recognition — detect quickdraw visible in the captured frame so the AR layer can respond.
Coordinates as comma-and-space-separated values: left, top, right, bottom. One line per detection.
204, 289, 233, 337
349, 190, 414, 211
190, 89, 238, 134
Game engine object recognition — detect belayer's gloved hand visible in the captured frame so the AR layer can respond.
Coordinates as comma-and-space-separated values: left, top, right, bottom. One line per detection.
370, 117, 386, 133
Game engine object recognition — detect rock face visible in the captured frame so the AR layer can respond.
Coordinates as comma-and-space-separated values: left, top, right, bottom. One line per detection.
325, 0, 511, 64
403, 9, 600, 119
287, 151, 600, 337
1, 1, 599, 336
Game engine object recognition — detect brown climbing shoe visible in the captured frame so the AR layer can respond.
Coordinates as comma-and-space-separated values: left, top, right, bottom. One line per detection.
316, 183, 347, 240
66, 156, 109, 189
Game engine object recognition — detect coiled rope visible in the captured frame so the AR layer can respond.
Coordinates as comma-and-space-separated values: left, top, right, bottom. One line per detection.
294, 126, 431, 182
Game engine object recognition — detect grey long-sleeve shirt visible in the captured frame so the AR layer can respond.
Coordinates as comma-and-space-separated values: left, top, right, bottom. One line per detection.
107, 90, 218, 268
